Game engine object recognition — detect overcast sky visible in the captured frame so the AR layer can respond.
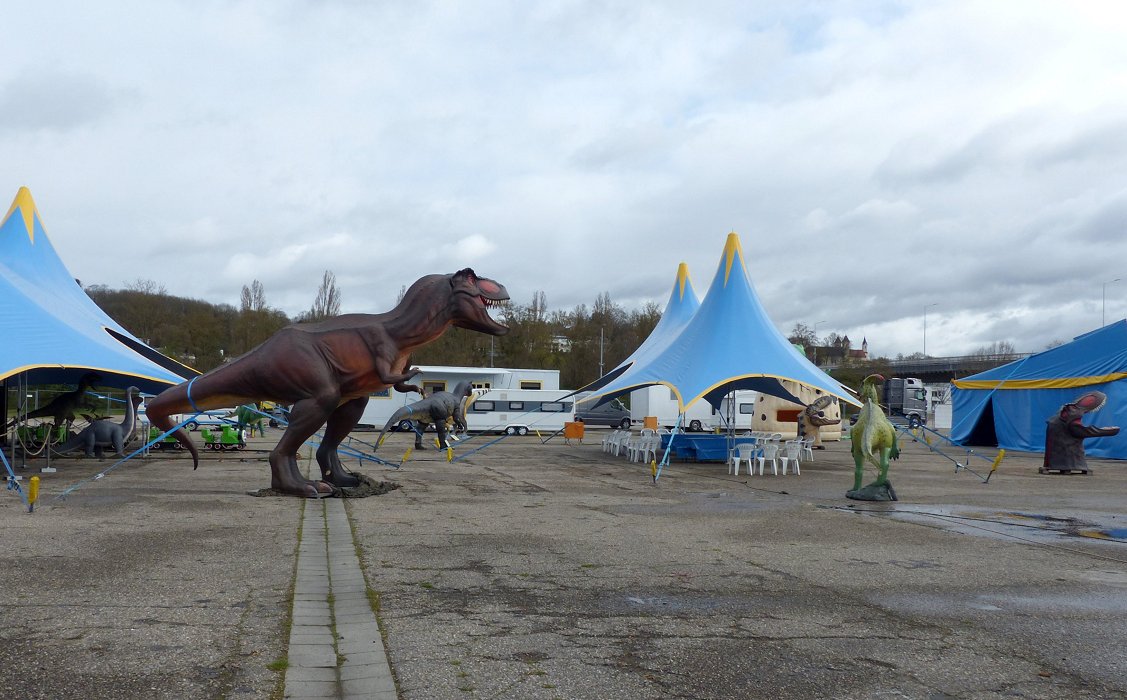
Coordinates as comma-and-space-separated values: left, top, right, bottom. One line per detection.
4, 1, 1127, 359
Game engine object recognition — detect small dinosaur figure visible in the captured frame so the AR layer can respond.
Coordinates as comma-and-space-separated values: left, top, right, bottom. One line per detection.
1040, 391, 1119, 475
376, 381, 473, 451
145, 269, 509, 497
5, 372, 101, 433
55, 386, 141, 459
235, 403, 266, 438
848, 374, 900, 501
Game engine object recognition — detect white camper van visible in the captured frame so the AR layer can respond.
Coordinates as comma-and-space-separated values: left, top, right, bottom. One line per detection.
358, 365, 574, 435
629, 385, 758, 432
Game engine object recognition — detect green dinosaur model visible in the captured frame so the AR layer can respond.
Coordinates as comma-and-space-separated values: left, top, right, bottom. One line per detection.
848, 373, 899, 501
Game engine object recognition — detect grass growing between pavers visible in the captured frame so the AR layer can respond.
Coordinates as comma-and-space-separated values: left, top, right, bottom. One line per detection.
345, 498, 403, 696
269, 495, 305, 700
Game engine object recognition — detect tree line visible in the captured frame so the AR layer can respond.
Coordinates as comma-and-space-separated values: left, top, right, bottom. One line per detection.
85, 276, 1023, 393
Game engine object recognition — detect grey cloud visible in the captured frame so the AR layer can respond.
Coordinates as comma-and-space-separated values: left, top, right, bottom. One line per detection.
0, 70, 121, 132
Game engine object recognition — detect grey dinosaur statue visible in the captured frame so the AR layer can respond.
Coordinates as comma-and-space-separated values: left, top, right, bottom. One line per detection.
5, 372, 101, 432
55, 386, 141, 459
376, 381, 473, 451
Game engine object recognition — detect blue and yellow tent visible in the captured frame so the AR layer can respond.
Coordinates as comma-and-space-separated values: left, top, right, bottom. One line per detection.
0, 187, 195, 393
581, 233, 859, 413
950, 321, 1127, 458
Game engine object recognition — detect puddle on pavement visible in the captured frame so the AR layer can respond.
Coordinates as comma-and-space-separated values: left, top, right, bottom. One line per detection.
843, 504, 1127, 546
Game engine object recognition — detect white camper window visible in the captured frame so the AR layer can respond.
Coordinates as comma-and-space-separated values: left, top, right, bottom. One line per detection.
520, 380, 542, 390
541, 402, 565, 412
472, 401, 495, 411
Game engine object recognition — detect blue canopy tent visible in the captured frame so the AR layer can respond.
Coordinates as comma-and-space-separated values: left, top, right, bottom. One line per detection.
0, 187, 196, 394
950, 321, 1127, 458
581, 232, 859, 430
578, 262, 700, 398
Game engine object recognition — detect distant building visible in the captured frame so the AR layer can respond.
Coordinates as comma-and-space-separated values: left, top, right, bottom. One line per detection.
809, 336, 868, 367
551, 335, 572, 352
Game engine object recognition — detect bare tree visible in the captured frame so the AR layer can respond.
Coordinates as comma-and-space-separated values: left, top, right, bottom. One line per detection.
125, 278, 167, 295
240, 279, 267, 312
308, 270, 342, 321
970, 341, 1017, 358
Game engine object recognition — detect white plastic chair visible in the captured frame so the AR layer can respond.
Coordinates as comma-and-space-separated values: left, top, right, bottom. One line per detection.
779, 440, 802, 475
727, 442, 757, 475
800, 437, 815, 461
756, 443, 779, 475
636, 435, 660, 464
601, 430, 620, 454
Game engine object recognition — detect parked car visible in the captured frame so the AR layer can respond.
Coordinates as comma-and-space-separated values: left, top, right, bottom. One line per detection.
574, 395, 632, 428
178, 409, 238, 432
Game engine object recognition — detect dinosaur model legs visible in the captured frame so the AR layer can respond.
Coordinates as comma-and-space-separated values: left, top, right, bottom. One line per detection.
315, 397, 367, 488
270, 396, 342, 497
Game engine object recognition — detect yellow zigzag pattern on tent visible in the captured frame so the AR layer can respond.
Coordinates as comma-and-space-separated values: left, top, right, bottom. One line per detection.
2, 186, 41, 244
675, 262, 692, 300
722, 232, 746, 287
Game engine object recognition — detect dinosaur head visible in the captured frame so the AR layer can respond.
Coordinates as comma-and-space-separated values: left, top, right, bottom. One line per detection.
449, 268, 510, 335
860, 374, 884, 404
1059, 390, 1106, 422
804, 394, 834, 417
452, 380, 474, 398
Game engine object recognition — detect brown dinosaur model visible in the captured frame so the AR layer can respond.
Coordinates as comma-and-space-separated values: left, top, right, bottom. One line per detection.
145, 269, 509, 497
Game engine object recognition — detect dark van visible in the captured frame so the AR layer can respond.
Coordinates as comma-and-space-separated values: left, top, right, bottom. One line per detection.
574, 395, 632, 428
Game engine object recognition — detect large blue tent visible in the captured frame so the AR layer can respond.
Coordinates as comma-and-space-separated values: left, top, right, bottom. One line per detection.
0, 187, 195, 394
579, 261, 700, 397
581, 233, 860, 413
950, 320, 1127, 458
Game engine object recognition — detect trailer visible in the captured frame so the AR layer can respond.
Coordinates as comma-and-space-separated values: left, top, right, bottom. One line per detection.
357, 365, 572, 435
752, 380, 844, 441
629, 385, 758, 432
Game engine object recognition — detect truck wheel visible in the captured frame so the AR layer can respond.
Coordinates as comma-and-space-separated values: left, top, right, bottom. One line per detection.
689, 420, 703, 432
618, 418, 631, 429
908, 415, 921, 429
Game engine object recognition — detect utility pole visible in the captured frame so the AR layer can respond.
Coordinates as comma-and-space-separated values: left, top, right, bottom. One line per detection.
599, 327, 604, 377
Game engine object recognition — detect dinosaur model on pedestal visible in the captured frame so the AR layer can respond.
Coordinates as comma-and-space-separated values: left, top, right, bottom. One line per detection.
4, 372, 101, 433
235, 404, 266, 438
1040, 390, 1119, 475
145, 269, 509, 497
376, 380, 473, 451
55, 386, 141, 459
848, 374, 900, 501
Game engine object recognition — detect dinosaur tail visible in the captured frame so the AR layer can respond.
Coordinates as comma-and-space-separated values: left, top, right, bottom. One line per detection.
375, 407, 412, 451
145, 384, 201, 469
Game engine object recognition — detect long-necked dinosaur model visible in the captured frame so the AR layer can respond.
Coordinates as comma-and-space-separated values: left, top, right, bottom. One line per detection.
376, 380, 474, 451
4, 371, 101, 432
146, 269, 509, 497
55, 386, 141, 459
848, 374, 900, 501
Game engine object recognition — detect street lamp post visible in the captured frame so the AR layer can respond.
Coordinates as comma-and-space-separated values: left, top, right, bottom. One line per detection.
812, 320, 826, 364
923, 303, 938, 357
1103, 278, 1120, 326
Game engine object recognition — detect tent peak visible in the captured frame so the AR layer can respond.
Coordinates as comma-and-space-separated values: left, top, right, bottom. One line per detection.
722, 232, 747, 287
675, 262, 693, 300
3, 186, 41, 244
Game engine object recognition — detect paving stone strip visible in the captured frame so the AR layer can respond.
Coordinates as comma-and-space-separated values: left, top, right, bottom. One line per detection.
284, 499, 397, 699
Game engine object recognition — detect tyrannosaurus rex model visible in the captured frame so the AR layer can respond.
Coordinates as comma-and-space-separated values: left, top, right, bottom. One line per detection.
376, 380, 473, 451
1041, 390, 1119, 475
146, 269, 509, 497
5, 371, 101, 433
848, 374, 900, 501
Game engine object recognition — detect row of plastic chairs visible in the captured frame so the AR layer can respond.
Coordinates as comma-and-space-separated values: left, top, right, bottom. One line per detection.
728, 437, 814, 476
601, 429, 664, 463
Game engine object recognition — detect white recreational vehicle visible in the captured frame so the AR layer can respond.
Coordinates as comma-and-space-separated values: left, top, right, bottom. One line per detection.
629, 385, 758, 432
357, 365, 575, 436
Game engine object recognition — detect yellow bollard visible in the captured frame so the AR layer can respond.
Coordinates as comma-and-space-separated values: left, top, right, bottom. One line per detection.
28, 475, 39, 513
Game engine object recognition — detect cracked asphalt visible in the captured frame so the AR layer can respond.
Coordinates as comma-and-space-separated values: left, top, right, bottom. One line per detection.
1, 430, 1125, 699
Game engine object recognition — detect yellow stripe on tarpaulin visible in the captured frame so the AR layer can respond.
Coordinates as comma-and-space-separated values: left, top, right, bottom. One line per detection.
952, 373, 1127, 390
